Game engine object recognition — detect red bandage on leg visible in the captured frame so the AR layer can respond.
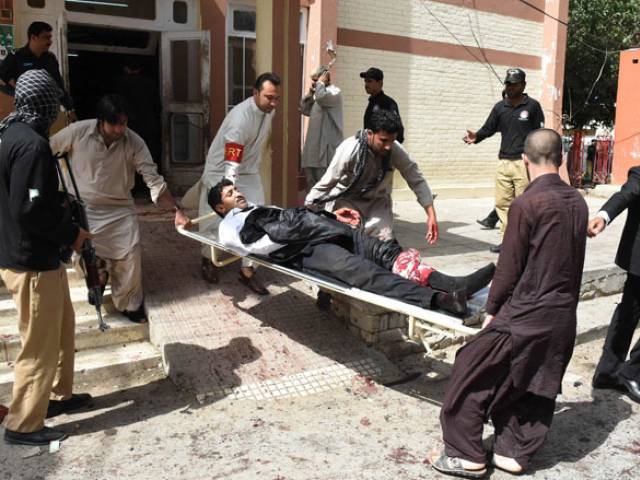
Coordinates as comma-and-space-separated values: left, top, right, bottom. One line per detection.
392, 248, 434, 286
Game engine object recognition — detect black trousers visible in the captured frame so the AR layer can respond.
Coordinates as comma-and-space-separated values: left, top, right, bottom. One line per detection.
595, 273, 640, 381
440, 331, 556, 469
300, 230, 435, 309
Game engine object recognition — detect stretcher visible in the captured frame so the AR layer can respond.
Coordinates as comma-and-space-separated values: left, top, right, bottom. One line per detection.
177, 213, 484, 342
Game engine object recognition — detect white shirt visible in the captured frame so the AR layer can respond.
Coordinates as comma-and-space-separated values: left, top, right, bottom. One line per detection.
202, 97, 273, 186
218, 205, 285, 257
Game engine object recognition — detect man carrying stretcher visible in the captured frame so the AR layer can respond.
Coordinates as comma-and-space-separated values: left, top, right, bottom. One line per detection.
208, 179, 495, 317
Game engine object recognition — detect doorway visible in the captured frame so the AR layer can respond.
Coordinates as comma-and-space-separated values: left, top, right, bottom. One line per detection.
67, 24, 162, 176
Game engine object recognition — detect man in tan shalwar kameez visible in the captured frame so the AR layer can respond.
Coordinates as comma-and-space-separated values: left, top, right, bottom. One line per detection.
50, 94, 189, 323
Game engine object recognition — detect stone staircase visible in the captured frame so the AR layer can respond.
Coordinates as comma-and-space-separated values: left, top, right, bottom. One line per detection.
0, 268, 162, 403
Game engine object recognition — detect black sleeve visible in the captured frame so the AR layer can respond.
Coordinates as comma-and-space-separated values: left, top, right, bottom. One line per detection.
9, 143, 79, 246
602, 167, 640, 223
0, 53, 18, 85
532, 101, 545, 129
475, 104, 500, 143
45, 55, 74, 111
391, 100, 405, 144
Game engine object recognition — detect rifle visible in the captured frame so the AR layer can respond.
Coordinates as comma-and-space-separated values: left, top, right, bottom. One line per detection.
54, 152, 110, 332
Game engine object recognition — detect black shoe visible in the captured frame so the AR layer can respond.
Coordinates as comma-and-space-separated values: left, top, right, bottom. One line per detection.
428, 264, 496, 297
592, 373, 625, 391
47, 393, 94, 419
431, 290, 467, 316
489, 244, 502, 254
316, 290, 332, 311
122, 305, 147, 323
201, 257, 219, 284
620, 376, 640, 403
477, 217, 497, 230
4, 427, 68, 446
238, 272, 269, 295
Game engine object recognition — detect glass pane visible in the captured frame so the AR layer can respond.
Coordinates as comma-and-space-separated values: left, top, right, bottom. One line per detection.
244, 38, 256, 93
170, 113, 204, 164
65, 0, 155, 20
173, 1, 187, 24
227, 36, 256, 109
233, 10, 256, 32
171, 39, 202, 103
28, 0, 45, 8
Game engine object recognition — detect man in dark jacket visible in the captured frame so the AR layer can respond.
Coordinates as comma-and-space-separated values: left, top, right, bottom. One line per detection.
0, 69, 90, 446
589, 165, 640, 403
209, 178, 496, 317
361, 67, 404, 143
464, 68, 545, 253
431, 129, 588, 478
0, 21, 75, 119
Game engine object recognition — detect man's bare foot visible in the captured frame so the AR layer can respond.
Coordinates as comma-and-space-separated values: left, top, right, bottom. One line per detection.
492, 453, 524, 474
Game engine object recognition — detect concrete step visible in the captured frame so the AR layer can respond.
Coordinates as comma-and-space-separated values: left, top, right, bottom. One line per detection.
0, 341, 162, 402
0, 311, 149, 363
575, 293, 621, 346
0, 285, 115, 322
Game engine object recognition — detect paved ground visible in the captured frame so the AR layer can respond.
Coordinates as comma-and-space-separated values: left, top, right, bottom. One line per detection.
1, 192, 637, 479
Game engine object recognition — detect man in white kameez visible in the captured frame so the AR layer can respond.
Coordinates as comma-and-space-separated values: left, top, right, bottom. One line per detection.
305, 109, 439, 245
300, 67, 343, 190
50, 94, 189, 323
197, 72, 280, 294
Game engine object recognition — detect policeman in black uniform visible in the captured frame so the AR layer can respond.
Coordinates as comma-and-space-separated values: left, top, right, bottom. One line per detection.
0, 21, 75, 120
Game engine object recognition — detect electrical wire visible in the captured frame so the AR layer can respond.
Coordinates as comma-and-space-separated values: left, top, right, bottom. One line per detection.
418, 0, 503, 84
516, 0, 626, 53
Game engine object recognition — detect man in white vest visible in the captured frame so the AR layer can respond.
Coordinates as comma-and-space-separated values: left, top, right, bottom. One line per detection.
198, 72, 281, 294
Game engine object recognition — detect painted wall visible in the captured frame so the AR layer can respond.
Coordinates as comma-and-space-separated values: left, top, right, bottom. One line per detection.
327, 0, 566, 197
612, 49, 640, 184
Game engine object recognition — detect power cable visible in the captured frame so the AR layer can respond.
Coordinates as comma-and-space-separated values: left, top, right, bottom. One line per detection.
516, 0, 626, 53
418, 0, 503, 84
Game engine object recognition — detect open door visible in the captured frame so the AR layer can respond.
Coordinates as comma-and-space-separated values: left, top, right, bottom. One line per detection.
160, 30, 210, 188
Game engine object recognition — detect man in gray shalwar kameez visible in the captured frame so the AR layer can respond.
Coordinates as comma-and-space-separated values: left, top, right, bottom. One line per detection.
300, 67, 343, 189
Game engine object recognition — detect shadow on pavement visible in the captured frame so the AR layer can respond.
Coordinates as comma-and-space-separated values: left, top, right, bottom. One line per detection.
528, 395, 634, 473
54, 337, 261, 436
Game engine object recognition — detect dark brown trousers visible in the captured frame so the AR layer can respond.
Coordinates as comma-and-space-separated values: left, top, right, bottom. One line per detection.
439, 330, 556, 469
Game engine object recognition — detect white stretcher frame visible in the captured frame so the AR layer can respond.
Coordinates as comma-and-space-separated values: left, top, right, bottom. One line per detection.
178, 212, 481, 338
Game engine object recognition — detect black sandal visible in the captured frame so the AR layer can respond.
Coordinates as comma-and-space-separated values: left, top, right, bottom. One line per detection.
431, 453, 487, 479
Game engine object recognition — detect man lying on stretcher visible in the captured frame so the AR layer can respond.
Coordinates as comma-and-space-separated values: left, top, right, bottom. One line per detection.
208, 179, 495, 317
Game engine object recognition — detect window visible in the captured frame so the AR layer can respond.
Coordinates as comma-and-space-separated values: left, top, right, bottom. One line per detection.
171, 39, 202, 103
227, 5, 256, 111
173, 1, 188, 24
27, 0, 45, 8
65, 0, 155, 20
170, 113, 204, 164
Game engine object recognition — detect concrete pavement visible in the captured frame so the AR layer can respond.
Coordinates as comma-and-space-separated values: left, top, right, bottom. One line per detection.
1, 190, 637, 479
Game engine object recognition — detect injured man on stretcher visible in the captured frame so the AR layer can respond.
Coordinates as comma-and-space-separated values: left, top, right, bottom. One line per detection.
209, 179, 495, 316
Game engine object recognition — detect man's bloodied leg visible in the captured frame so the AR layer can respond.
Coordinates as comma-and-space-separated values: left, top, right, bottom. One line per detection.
301, 243, 465, 315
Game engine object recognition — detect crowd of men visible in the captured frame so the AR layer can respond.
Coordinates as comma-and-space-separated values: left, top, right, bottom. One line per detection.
0, 20, 638, 480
